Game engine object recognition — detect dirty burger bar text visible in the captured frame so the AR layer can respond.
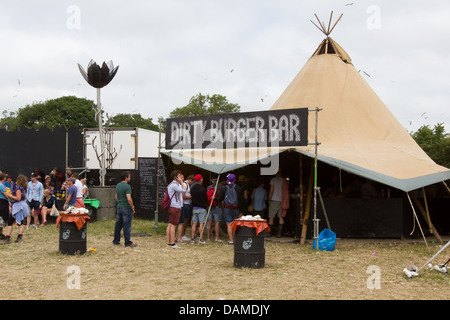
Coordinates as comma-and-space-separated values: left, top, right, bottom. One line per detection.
166, 108, 308, 150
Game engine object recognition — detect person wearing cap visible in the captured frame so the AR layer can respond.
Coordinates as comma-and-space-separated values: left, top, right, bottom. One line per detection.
62, 177, 78, 210
223, 173, 244, 245
206, 177, 225, 242
26, 172, 44, 229
190, 174, 208, 244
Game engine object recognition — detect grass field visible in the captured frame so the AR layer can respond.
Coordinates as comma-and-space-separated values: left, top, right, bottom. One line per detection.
0, 218, 448, 300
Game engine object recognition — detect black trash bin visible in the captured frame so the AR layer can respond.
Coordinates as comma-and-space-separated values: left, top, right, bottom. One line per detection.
85, 203, 97, 223
234, 225, 267, 269
59, 217, 88, 255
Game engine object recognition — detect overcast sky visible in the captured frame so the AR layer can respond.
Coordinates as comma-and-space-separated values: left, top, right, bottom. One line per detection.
0, 0, 449, 132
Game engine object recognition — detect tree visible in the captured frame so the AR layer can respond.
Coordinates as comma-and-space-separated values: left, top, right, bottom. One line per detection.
0, 96, 97, 130
108, 113, 159, 131
412, 123, 450, 168
169, 93, 240, 118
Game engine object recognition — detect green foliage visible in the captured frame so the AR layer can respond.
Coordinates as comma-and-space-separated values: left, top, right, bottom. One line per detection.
0, 96, 160, 132
169, 93, 240, 118
0, 96, 97, 130
412, 123, 450, 168
108, 113, 159, 131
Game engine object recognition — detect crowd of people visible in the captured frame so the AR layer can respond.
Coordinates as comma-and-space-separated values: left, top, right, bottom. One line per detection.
163, 169, 289, 249
0, 167, 89, 245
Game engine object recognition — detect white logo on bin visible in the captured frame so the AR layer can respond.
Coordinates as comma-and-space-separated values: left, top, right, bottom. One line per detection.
242, 238, 253, 250
82, 230, 86, 240
62, 229, 70, 240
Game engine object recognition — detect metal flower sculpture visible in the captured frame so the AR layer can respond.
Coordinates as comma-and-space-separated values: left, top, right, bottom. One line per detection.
78, 59, 119, 186
78, 60, 119, 89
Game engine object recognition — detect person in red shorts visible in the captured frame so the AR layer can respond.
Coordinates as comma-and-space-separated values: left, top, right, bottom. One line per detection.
166, 170, 186, 248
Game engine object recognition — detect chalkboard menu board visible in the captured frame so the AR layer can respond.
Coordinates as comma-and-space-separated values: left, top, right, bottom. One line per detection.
138, 157, 167, 216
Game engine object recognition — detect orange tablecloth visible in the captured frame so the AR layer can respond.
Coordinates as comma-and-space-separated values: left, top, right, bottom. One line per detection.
229, 219, 270, 236
56, 213, 90, 230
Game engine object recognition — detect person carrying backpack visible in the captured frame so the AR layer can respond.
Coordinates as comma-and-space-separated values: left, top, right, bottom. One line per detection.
223, 173, 243, 245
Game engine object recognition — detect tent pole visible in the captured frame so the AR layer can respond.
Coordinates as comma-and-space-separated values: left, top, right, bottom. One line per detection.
422, 187, 433, 235
200, 173, 221, 241
407, 193, 429, 250
298, 154, 304, 238
409, 191, 443, 243
442, 181, 450, 195
312, 107, 321, 248
300, 162, 314, 245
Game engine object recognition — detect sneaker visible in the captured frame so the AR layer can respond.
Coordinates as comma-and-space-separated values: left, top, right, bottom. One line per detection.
171, 244, 181, 249
190, 238, 195, 244
199, 239, 206, 245
227, 241, 234, 245
15, 235, 23, 243
181, 236, 190, 242
215, 239, 224, 243
126, 242, 137, 248
1, 237, 11, 245
0, 234, 6, 240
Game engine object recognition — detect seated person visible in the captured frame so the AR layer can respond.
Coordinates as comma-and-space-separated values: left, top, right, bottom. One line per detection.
40, 189, 56, 226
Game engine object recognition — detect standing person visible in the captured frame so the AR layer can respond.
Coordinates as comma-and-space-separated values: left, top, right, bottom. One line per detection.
62, 178, 78, 210
206, 177, 224, 242
113, 171, 137, 248
223, 174, 243, 245
268, 171, 287, 237
81, 178, 89, 199
166, 170, 186, 248
4, 175, 14, 193
1, 174, 30, 244
26, 172, 44, 229
0, 173, 11, 239
177, 174, 194, 243
190, 174, 208, 244
251, 178, 268, 217
72, 172, 85, 208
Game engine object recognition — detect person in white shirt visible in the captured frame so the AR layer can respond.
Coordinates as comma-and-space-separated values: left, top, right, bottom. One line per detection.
72, 172, 85, 208
268, 171, 286, 237
166, 170, 186, 248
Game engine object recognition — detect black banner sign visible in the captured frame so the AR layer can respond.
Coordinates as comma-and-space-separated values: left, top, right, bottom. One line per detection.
165, 108, 308, 150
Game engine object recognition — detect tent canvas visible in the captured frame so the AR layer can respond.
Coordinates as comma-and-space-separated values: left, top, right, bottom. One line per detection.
162, 20, 450, 193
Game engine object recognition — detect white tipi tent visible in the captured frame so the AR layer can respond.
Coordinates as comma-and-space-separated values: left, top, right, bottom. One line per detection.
270, 15, 450, 192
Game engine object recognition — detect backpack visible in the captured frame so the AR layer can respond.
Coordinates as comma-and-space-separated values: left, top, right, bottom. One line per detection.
224, 184, 238, 209
161, 183, 176, 211
207, 186, 217, 207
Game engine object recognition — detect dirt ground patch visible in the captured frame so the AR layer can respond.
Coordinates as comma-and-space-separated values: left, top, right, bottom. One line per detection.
0, 218, 448, 300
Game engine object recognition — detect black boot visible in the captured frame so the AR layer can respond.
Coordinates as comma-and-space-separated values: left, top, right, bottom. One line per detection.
267, 225, 273, 237
276, 224, 284, 238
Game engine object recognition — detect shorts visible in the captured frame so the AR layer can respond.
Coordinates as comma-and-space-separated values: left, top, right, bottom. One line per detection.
192, 208, 207, 224
168, 207, 181, 225
179, 204, 192, 224
208, 206, 222, 222
224, 207, 239, 224
28, 199, 40, 211
0, 199, 9, 223
268, 201, 282, 218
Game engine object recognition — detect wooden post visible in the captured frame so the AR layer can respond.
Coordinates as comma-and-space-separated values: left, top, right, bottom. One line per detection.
300, 162, 314, 244
422, 187, 433, 234
409, 191, 443, 243
299, 155, 304, 235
